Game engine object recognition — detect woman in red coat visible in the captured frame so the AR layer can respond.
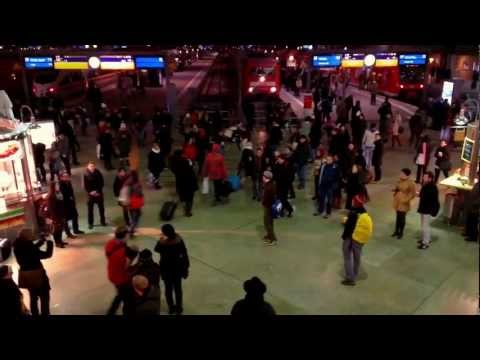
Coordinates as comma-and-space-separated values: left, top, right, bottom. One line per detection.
183, 137, 198, 165
202, 143, 228, 203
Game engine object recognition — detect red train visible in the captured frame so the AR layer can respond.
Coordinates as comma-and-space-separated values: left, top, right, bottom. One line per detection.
242, 56, 281, 98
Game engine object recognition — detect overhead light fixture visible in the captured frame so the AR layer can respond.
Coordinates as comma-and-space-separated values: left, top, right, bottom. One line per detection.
364, 54, 376, 67
88, 56, 101, 69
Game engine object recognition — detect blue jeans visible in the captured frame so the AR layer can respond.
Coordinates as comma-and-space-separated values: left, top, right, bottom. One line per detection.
296, 164, 307, 187
317, 186, 334, 215
343, 238, 363, 282
129, 209, 142, 233
363, 145, 374, 169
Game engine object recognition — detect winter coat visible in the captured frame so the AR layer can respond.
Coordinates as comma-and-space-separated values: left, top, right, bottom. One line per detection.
154, 235, 190, 280
202, 144, 227, 180
105, 238, 130, 286
170, 154, 198, 199
415, 141, 431, 167
123, 285, 161, 317
238, 148, 256, 178
417, 182, 440, 216
272, 161, 294, 193
98, 132, 114, 156
129, 258, 161, 289
231, 295, 276, 317
294, 141, 310, 166
372, 139, 384, 167
59, 181, 78, 220
113, 175, 128, 198
0, 278, 24, 317
262, 180, 276, 208
183, 143, 198, 162
318, 162, 340, 190
54, 137, 70, 157
148, 150, 165, 176
33, 143, 46, 165
116, 131, 132, 158
434, 145, 451, 170
393, 178, 417, 212
378, 102, 392, 120
47, 193, 66, 227
83, 169, 104, 195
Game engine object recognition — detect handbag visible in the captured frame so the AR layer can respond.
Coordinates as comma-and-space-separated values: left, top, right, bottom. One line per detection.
201, 177, 209, 195
18, 268, 46, 290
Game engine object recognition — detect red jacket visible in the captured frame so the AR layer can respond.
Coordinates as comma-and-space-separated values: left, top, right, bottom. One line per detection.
105, 239, 130, 286
183, 143, 198, 161
202, 144, 227, 180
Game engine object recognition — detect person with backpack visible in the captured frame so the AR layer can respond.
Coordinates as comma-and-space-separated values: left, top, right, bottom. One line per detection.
105, 226, 139, 315
417, 171, 440, 250
262, 171, 277, 245
147, 142, 165, 190
154, 224, 190, 315
392, 168, 417, 239
341, 194, 373, 286
231, 276, 276, 317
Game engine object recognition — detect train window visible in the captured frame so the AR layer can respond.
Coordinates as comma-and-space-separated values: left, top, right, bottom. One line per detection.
252, 67, 275, 76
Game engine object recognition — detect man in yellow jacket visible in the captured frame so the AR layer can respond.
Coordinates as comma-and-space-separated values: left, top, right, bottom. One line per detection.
341, 194, 373, 286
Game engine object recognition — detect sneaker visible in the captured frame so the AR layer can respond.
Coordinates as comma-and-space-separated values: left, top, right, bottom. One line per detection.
341, 279, 356, 286
323, 214, 329, 219
418, 243, 430, 250
74, 230, 85, 235
313, 212, 320, 216
391, 232, 399, 237
266, 241, 277, 246
397, 234, 403, 239
88, 224, 94, 230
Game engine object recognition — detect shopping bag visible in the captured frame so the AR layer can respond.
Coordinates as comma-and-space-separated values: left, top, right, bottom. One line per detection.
201, 177, 209, 195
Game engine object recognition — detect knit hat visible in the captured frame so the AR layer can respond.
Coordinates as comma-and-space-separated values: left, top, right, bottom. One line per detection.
263, 170, 273, 180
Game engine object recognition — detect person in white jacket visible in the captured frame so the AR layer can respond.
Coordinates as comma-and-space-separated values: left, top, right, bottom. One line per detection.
362, 123, 377, 170
391, 111, 403, 148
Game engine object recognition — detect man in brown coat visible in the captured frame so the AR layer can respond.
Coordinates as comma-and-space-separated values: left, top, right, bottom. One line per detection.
392, 168, 417, 239
262, 171, 277, 245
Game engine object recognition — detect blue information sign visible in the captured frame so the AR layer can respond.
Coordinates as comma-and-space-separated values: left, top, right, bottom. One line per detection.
135, 56, 165, 69
24, 56, 53, 69
399, 54, 427, 65
312, 54, 342, 68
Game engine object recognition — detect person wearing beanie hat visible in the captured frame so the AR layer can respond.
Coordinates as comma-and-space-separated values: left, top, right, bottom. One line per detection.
262, 170, 278, 245
231, 276, 276, 316
341, 192, 372, 286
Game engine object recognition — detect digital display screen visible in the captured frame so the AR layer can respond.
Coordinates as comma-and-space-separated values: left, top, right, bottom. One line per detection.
312, 54, 341, 68
341, 53, 365, 68
375, 53, 398, 67
54, 55, 89, 69
99, 55, 135, 70
461, 137, 474, 163
399, 54, 427, 65
24, 57, 53, 69
135, 56, 165, 69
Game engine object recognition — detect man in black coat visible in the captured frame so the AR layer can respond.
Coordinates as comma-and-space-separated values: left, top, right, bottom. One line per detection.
98, 127, 115, 171
170, 149, 198, 217
33, 142, 47, 184
59, 119, 80, 166
59, 172, 84, 237
231, 277, 276, 317
83, 162, 106, 229
372, 133, 384, 183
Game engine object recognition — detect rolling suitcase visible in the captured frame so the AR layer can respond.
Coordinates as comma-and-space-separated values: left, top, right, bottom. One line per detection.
160, 201, 177, 221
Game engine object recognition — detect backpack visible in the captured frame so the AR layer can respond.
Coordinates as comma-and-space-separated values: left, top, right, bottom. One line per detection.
352, 213, 373, 244
271, 200, 283, 219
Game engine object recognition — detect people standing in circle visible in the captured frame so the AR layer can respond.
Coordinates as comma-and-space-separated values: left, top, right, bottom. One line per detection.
83, 161, 106, 230
392, 168, 417, 239
231, 277, 276, 316
59, 172, 84, 238
417, 171, 440, 250
154, 224, 190, 315
14, 228, 53, 316
414, 135, 431, 184
433, 139, 451, 184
